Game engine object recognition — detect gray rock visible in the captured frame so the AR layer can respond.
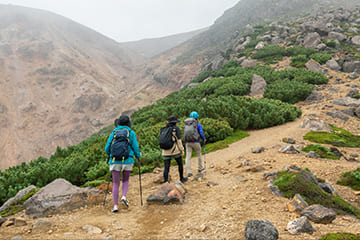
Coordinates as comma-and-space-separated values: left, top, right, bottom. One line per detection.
318, 182, 336, 195
305, 151, 320, 159
326, 59, 341, 71
333, 97, 360, 107
301, 204, 336, 224
345, 88, 359, 98
252, 146, 265, 153
250, 74, 267, 96
300, 118, 333, 133
241, 59, 257, 68
245, 219, 279, 240
303, 32, 321, 48
305, 60, 326, 74
81, 225, 102, 234
0, 216, 7, 226
348, 72, 359, 80
328, 31, 347, 42
286, 216, 316, 235
305, 90, 323, 102
343, 61, 360, 73
24, 178, 103, 218
351, 35, 360, 46
31, 219, 52, 233
279, 145, 300, 154
10, 237, 24, 240
326, 110, 349, 121
355, 107, 360, 118
341, 108, 355, 117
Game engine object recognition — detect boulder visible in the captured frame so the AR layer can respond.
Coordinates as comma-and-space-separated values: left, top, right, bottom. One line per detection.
301, 204, 336, 224
24, 178, 103, 218
326, 59, 341, 71
326, 110, 349, 121
249, 74, 267, 97
351, 36, 360, 46
300, 118, 333, 133
287, 194, 309, 213
333, 97, 360, 107
286, 216, 316, 235
241, 59, 257, 68
305, 59, 327, 74
305, 89, 323, 103
328, 31, 347, 42
244, 219, 279, 240
303, 32, 321, 48
146, 181, 186, 204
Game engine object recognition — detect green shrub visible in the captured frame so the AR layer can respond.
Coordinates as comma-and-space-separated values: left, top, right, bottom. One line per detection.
303, 125, 360, 148
290, 54, 309, 67
301, 144, 339, 159
319, 232, 360, 240
273, 170, 360, 219
323, 40, 337, 48
352, 94, 360, 99
264, 79, 314, 103
310, 52, 332, 64
252, 45, 286, 63
337, 168, 360, 191
285, 46, 314, 57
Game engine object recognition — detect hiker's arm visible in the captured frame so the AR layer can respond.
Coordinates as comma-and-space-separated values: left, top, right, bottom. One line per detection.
175, 127, 184, 153
198, 123, 206, 142
130, 131, 141, 159
104, 131, 114, 155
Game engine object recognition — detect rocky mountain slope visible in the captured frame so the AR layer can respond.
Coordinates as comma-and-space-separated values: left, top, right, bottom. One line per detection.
0, 5, 167, 170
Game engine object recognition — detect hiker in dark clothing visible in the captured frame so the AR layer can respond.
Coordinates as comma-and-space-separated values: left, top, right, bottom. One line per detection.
162, 115, 188, 184
105, 115, 141, 213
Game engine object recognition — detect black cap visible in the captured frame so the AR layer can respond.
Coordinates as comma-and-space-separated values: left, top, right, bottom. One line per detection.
118, 115, 131, 127
167, 115, 180, 123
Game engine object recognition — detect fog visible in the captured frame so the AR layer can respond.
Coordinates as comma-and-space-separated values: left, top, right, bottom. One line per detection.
0, 0, 239, 42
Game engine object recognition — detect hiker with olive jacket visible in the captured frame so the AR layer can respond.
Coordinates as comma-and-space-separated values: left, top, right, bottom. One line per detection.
160, 115, 188, 184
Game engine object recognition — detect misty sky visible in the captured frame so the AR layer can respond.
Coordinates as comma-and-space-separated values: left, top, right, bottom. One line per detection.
0, 0, 239, 42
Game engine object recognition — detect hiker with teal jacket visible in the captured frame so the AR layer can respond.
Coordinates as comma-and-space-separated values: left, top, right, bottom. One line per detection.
184, 111, 206, 177
105, 115, 141, 213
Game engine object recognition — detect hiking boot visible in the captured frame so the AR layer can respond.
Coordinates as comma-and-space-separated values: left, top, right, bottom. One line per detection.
198, 167, 205, 173
120, 199, 129, 209
180, 177, 188, 183
187, 173, 193, 177
112, 205, 118, 213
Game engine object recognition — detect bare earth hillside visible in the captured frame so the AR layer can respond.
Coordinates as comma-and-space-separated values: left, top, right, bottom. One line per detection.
1, 65, 359, 240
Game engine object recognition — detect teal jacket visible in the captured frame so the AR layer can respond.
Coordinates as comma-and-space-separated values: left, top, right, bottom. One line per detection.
105, 126, 141, 164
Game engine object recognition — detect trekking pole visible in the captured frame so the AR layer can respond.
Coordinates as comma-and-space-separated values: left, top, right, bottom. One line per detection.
103, 157, 111, 206
203, 140, 206, 175
138, 158, 143, 206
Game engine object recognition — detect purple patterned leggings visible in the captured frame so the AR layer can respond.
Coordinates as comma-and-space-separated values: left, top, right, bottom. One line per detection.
112, 170, 131, 205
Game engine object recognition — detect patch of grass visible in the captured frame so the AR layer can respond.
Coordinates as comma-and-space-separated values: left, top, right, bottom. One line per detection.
301, 144, 339, 159
303, 125, 360, 148
337, 168, 360, 191
352, 94, 360, 99
204, 129, 249, 153
273, 170, 360, 219
0, 188, 38, 217
319, 232, 360, 240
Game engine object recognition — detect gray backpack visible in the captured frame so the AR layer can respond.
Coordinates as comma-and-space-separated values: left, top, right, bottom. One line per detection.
183, 118, 200, 142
